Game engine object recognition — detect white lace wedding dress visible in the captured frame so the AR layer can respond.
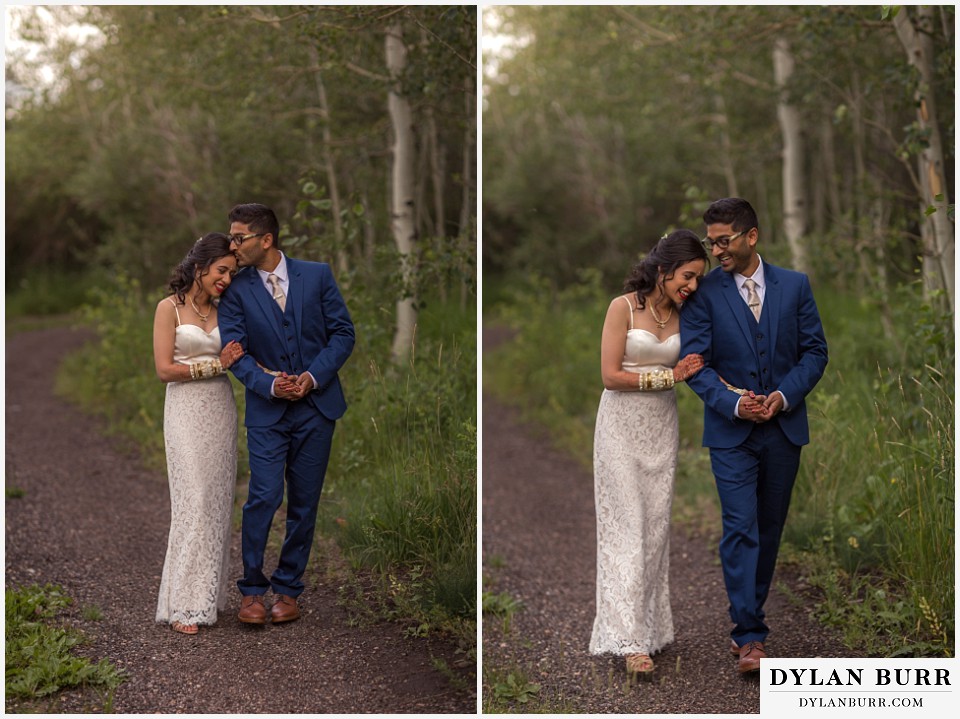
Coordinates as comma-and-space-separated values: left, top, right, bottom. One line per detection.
156, 303, 237, 627
590, 298, 679, 656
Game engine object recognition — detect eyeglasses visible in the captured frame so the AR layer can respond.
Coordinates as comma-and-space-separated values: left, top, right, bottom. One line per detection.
702, 228, 751, 250
229, 232, 265, 245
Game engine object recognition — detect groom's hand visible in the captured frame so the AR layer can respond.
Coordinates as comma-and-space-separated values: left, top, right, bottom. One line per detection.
273, 372, 315, 400
294, 373, 315, 396
738, 392, 771, 423
759, 391, 785, 418
274, 373, 302, 401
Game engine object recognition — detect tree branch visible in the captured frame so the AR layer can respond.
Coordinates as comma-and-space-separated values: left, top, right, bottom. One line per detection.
608, 6, 678, 44
344, 61, 390, 83
406, 9, 476, 70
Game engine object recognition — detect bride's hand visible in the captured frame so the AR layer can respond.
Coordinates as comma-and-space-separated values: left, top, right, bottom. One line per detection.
220, 340, 244, 369
672, 353, 703, 382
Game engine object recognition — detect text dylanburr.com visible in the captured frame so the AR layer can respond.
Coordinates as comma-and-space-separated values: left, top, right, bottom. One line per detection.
761, 658, 957, 718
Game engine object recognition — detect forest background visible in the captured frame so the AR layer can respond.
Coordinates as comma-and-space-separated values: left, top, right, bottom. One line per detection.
6, 2, 477, 670
483, 5, 954, 660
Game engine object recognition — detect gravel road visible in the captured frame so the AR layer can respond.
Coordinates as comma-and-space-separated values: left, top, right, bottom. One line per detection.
481, 327, 860, 714
5, 324, 475, 714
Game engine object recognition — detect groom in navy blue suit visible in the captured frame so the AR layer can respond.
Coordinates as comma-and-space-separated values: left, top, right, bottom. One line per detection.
680, 198, 827, 674
218, 203, 355, 624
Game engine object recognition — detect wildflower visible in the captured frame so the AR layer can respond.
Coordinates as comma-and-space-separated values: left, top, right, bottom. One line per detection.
848, 536, 860, 549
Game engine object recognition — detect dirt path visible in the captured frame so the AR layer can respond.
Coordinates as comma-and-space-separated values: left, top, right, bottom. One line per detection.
481, 327, 858, 713
5, 325, 475, 714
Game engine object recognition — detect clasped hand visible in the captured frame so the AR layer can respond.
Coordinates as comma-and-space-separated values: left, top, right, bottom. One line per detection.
274, 372, 315, 401
738, 390, 783, 423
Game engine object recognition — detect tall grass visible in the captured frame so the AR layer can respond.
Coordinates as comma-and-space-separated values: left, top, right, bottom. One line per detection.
321, 301, 477, 639
5, 268, 108, 335
5, 268, 105, 318
483, 273, 953, 657
52, 273, 475, 647
785, 286, 954, 656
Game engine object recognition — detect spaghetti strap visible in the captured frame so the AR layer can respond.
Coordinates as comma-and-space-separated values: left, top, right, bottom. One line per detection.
621, 295, 635, 330
166, 297, 182, 327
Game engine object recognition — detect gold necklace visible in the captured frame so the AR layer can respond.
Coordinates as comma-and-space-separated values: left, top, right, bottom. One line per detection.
648, 301, 673, 330
190, 294, 211, 323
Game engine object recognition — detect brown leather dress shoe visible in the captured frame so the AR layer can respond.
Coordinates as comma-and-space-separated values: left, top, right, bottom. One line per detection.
271, 594, 300, 623
730, 639, 740, 656
738, 641, 766, 674
238, 594, 268, 624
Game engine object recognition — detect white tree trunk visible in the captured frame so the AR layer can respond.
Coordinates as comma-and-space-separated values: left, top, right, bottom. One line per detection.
425, 107, 449, 301
713, 92, 739, 197
773, 37, 808, 274
307, 43, 349, 280
459, 70, 475, 309
819, 117, 843, 223
893, 7, 954, 312
387, 22, 417, 362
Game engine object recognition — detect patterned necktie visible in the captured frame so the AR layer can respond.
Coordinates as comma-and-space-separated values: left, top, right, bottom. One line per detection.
267, 273, 286, 312
743, 278, 761, 322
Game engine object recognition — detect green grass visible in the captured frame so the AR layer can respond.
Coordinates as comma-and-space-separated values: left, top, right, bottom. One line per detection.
5, 268, 105, 319
781, 285, 954, 656
81, 605, 105, 622
482, 661, 583, 713
4, 265, 90, 336
483, 273, 954, 658
5, 584, 126, 711
317, 295, 477, 651
482, 590, 524, 633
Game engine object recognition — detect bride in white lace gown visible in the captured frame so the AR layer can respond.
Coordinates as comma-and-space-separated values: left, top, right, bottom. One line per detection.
590, 230, 708, 676
152, 233, 245, 635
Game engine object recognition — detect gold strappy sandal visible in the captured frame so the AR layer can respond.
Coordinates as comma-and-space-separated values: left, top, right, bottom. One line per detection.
626, 653, 654, 679
171, 621, 198, 635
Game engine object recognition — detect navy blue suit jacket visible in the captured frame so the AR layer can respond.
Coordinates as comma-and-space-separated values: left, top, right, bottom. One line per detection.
218, 258, 355, 426
679, 262, 827, 449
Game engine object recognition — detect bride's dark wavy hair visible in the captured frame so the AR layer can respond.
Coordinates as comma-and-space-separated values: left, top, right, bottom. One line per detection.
623, 229, 709, 309
167, 233, 234, 303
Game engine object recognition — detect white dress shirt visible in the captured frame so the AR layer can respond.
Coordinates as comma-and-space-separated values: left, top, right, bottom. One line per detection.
257, 252, 290, 300
734, 257, 765, 311
732, 256, 789, 416
257, 253, 317, 397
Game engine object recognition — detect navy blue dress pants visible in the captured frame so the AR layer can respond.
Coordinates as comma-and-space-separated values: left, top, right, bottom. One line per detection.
238, 400, 336, 597
710, 420, 801, 645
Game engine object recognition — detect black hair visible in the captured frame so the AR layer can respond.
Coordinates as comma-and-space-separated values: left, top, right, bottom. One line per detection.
228, 203, 281, 250
702, 197, 759, 234
167, 232, 234, 303
623, 229, 709, 309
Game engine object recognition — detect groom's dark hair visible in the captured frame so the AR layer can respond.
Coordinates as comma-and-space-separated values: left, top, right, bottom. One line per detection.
703, 198, 759, 234
229, 203, 281, 249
